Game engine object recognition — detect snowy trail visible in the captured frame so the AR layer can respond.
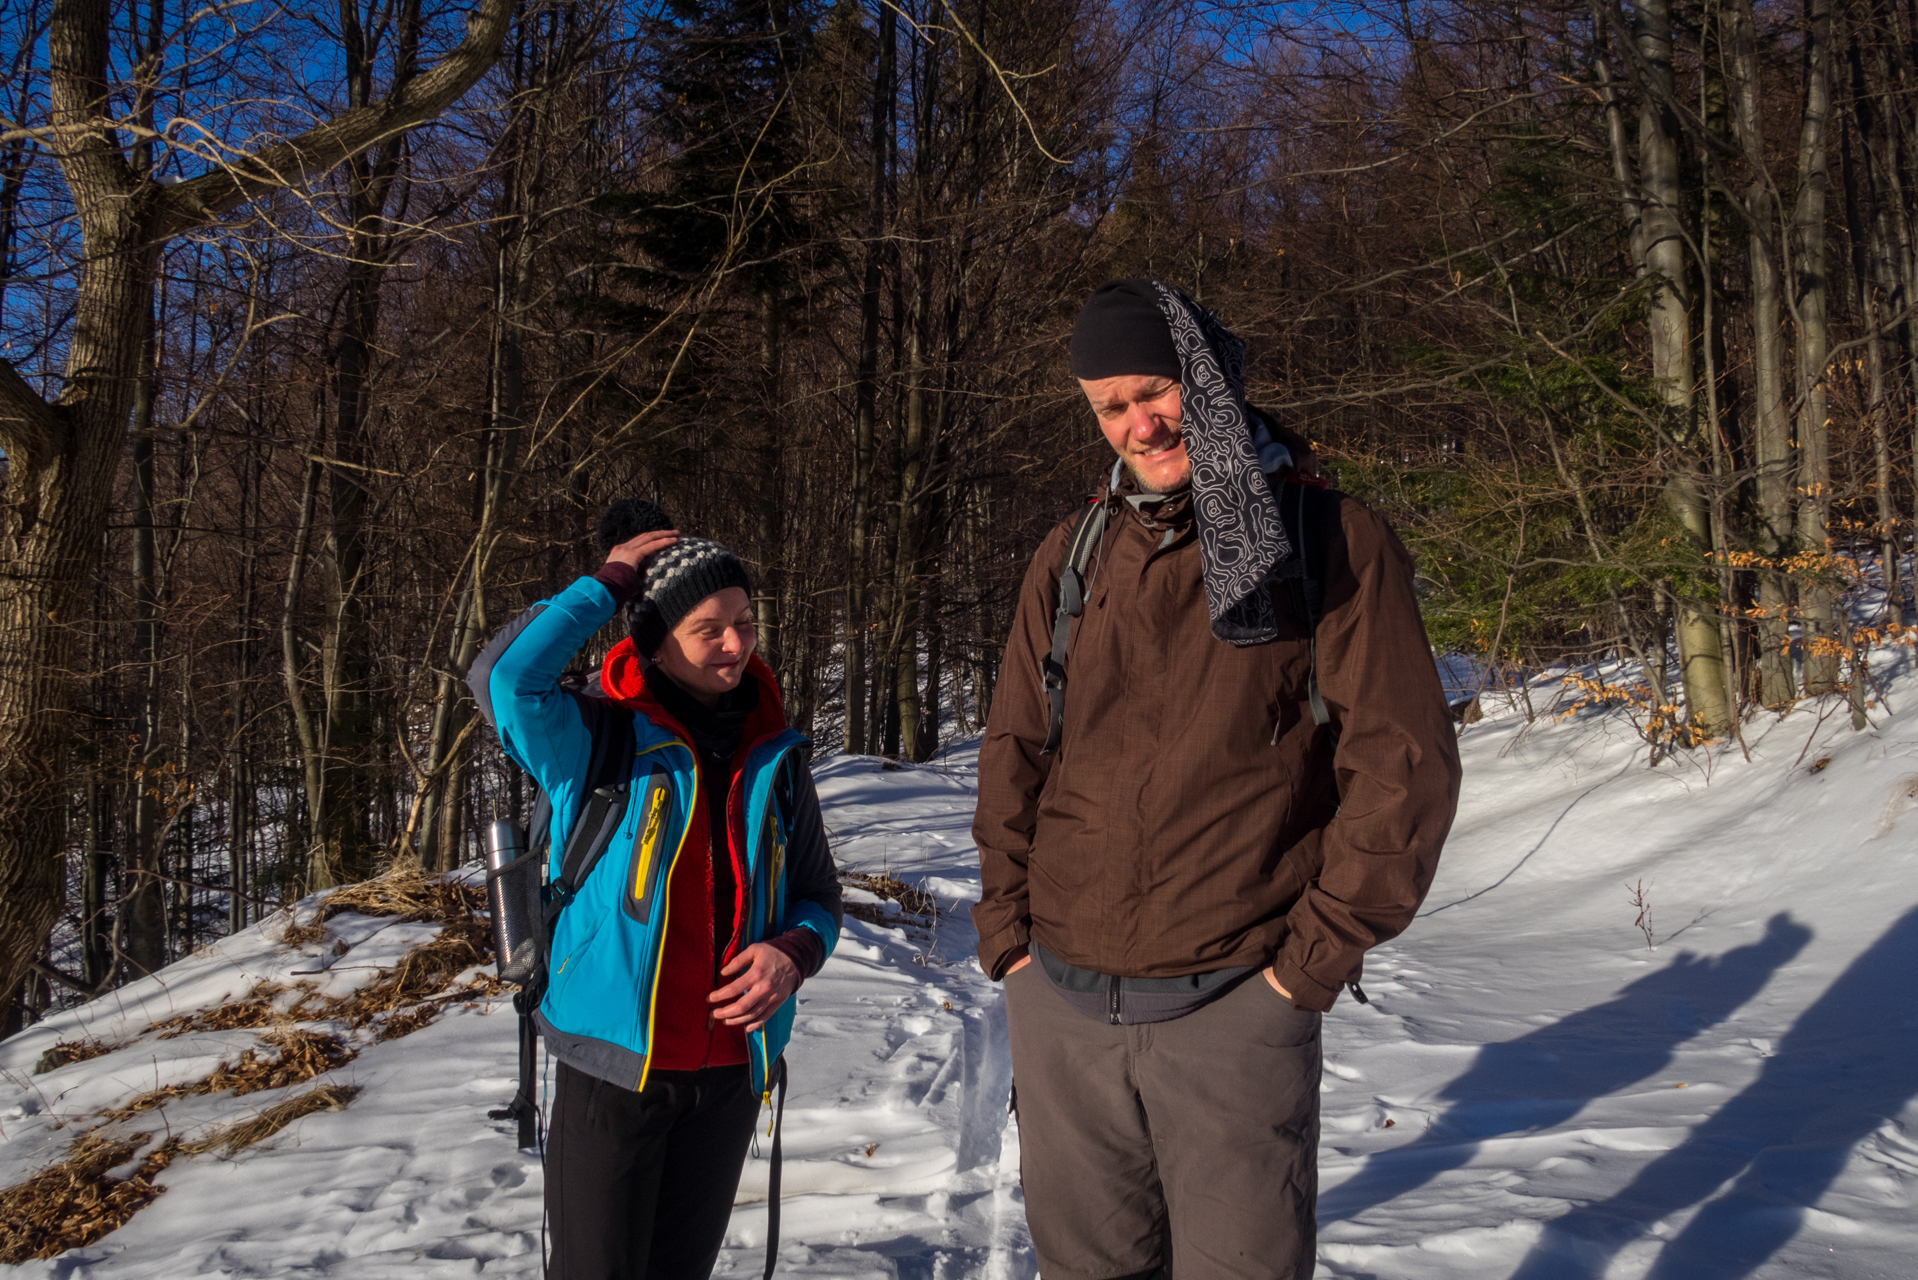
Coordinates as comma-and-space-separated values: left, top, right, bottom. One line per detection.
5, 666, 1918, 1277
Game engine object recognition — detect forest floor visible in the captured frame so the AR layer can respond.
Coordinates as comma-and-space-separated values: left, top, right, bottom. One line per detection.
5, 647, 1918, 1279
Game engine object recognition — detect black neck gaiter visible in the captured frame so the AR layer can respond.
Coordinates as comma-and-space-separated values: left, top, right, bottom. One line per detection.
643, 664, 762, 767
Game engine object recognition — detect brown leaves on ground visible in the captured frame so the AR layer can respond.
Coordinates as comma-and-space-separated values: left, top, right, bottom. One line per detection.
33, 1039, 114, 1074
839, 871, 938, 928
107, 1030, 357, 1121
146, 981, 306, 1039
3, 869, 496, 1261
0, 1134, 176, 1264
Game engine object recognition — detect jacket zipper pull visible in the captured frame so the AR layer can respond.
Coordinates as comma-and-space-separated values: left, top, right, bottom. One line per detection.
1347, 981, 1370, 1006
1109, 974, 1122, 1025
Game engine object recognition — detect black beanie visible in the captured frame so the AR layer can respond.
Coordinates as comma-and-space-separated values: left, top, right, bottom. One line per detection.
629, 536, 755, 658
596, 497, 674, 556
1068, 279, 1182, 382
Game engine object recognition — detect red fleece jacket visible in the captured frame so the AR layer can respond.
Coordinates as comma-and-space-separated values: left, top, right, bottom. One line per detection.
600, 638, 789, 1071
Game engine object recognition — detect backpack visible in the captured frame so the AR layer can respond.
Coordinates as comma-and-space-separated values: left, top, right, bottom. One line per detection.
486, 675, 636, 1150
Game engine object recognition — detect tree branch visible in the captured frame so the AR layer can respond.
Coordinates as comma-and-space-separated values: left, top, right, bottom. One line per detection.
0, 356, 62, 468
155, 0, 516, 238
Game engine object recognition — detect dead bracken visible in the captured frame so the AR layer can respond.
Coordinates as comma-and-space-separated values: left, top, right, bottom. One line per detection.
840, 870, 938, 927
178, 1084, 361, 1158
0, 1134, 175, 1264
107, 1029, 357, 1120
0, 868, 499, 1262
33, 1038, 113, 1074
146, 981, 307, 1039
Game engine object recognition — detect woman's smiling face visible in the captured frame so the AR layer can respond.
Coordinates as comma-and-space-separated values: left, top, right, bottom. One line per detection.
655, 586, 755, 706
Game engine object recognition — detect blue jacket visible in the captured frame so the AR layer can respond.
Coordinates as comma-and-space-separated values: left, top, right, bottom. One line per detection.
470, 575, 840, 1096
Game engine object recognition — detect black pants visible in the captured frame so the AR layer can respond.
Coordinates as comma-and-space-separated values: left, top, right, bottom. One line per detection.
546, 1059, 761, 1280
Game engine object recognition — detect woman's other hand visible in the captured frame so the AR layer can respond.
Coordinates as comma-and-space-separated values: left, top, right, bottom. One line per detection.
710, 942, 801, 1031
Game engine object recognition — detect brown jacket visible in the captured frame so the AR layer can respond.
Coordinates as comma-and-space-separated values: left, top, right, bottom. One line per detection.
971, 478, 1461, 1011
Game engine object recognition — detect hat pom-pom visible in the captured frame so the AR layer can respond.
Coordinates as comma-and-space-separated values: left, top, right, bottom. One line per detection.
596, 498, 674, 556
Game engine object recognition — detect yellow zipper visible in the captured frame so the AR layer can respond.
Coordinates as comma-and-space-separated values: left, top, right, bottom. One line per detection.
635, 739, 694, 1093
631, 784, 667, 899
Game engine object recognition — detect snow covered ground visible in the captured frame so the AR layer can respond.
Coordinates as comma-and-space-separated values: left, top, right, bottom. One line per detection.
6, 650, 1918, 1279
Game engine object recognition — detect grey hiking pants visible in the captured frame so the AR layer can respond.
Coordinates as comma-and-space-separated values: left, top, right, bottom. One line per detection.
1004, 961, 1322, 1280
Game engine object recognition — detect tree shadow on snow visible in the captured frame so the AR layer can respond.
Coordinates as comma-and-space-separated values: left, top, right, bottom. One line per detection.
1319, 913, 1812, 1226
1505, 904, 1918, 1279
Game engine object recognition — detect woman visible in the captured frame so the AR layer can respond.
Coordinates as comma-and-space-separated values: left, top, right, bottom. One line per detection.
471, 499, 842, 1280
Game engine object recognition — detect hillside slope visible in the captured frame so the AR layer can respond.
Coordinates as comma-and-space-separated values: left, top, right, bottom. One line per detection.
4, 661, 1917, 1279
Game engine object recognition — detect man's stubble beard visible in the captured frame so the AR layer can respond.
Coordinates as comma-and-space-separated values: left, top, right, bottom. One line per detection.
1124, 451, 1193, 496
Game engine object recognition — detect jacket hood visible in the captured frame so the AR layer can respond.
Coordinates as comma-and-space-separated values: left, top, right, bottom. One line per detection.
599, 637, 788, 746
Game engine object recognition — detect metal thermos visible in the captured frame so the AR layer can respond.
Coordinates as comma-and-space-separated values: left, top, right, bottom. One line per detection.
486, 819, 541, 985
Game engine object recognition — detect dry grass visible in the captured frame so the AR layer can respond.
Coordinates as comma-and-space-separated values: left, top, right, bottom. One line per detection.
301, 871, 494, 1034
0, 1134, 176, 1263
0, 873, 491, 1262
318, 917, 490, 1032
33, 1038, 114, 1074
260, 872, 497, 1042
317, 868, 488, 929
146, 981, 309, 1039
178, 1084, 361, 1158
107, 1030, 356, 1120
278, 910, 327, 946
0, 1087, 362, 1261
209, 1030, 355, 1097
371, 1003, 442, 1042
840, 871, 938, 926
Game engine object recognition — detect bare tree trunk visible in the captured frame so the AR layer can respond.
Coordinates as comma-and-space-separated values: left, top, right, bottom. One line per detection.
845, 0, 895, 756
1725, 0, 1798, 705
1795, 0, 1840, 695
756, 283, 786, 672
892, 262, 931, 762
1633, 0, 1733, 734
126, 294, 168, 973
1842, 39, 1903, 628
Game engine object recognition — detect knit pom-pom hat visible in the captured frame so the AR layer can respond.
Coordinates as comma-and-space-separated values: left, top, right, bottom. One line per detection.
629, 536, 754, 657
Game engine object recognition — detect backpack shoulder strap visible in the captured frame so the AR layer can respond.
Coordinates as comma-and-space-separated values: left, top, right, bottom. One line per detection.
1041, 497, 1110, 755
546, 694, 638, 911
1279, 481, 1332, 727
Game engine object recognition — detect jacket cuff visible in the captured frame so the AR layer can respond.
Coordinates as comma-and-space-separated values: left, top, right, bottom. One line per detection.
591, 561, 643, 607
1271, 953, 1338, 1013
977, 920, 1031, 981
768, 927, 825, 980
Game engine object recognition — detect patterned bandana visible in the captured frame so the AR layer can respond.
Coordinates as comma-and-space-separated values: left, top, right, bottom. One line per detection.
1149, 281, 1291, 645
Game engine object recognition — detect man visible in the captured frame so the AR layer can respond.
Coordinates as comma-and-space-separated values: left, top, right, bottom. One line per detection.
972, 279, 1461, 1279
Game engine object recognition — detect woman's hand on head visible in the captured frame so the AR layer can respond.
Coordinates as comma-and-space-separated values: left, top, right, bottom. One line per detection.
710, 942, 801, 1032
604, 528, 678, 571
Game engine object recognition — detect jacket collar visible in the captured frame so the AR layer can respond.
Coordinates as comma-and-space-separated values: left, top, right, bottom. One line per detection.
600, 638, 788, 762
1109, 466, 1194, 537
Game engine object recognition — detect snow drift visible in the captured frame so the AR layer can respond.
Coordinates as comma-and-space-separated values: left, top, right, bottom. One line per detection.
5, 654, 1918, 1279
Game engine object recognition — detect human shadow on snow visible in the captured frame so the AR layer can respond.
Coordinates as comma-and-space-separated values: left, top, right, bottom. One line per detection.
1318, 912, 1812, 1226
1504, 904, 1918, 1279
